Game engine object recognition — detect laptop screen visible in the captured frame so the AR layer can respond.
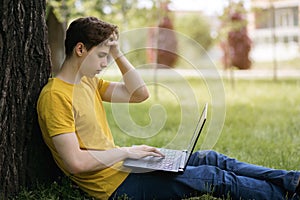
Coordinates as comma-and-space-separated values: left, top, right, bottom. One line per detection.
184, 103, 208, 165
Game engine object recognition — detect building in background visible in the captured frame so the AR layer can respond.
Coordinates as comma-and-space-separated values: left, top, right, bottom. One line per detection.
248, 0, 300, 61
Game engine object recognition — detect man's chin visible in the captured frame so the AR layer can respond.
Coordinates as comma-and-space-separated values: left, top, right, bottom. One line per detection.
84, 71, 102, 78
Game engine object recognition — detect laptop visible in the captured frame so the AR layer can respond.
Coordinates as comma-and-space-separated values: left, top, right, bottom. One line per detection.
123, 103, 208, 173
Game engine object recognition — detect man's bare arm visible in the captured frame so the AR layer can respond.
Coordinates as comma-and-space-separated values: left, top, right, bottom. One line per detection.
52, 132, 163, 174
102, 32, 149, 103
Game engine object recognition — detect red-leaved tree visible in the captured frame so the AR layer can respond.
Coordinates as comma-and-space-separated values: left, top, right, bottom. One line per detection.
220, 2, 252, 70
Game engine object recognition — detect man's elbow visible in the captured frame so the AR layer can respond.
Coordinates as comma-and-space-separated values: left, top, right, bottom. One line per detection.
131, 89, 150, 103
65, 159, 108, 175
65, 158, 94, 174
65, 161, 85, 175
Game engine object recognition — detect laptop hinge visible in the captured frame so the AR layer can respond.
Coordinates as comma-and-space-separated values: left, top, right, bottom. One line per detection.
179, 150, 188, 169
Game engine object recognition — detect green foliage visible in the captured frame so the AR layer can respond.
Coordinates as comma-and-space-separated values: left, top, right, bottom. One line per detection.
46, 0, 159, 30
46, 0, 79, 23
175, 14, 213, 51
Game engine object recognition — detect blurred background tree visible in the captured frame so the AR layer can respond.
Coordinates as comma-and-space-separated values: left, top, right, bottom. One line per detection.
219, 1, 252, 70
46, 0, 161, 73
46, 0, 214, 70
175, 13, 213, 51
174, 13, 214, 69
146, 1, 178, 68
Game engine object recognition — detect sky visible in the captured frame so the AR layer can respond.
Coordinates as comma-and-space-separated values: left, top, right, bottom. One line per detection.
169, 0, 250, 15
136, 0, 251, 16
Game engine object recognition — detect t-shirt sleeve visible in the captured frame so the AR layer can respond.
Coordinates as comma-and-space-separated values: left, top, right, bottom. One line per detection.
98, 79, 111, 97
39, 91, 75, 137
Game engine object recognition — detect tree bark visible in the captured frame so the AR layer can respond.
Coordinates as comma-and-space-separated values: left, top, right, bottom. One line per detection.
46, 6, 65, 76
0, 0, 61, 198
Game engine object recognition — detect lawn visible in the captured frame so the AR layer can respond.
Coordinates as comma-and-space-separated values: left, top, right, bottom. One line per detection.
107, 78, 300, 171
14, 77, 300, 199
213, 79, 300, 171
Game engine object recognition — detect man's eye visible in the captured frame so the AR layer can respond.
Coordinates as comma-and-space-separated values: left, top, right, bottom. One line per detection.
98, 54, 107, 58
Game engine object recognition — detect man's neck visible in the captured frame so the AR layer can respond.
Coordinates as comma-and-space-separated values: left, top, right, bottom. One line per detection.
56, 59, 82, 84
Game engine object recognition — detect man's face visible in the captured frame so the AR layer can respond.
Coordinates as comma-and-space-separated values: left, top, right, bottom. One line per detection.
79, 44, 110, 78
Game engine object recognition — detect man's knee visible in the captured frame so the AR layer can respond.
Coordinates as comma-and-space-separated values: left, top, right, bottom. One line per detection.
196, 150, 218, 158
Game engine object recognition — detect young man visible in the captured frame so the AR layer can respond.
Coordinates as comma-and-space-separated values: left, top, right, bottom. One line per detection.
37, 17, 300, 200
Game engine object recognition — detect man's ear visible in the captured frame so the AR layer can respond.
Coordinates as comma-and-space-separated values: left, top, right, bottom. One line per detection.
74, 42, 85, 56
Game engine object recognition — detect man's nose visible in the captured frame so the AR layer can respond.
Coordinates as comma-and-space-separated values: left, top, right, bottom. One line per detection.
101, 59, 107, 68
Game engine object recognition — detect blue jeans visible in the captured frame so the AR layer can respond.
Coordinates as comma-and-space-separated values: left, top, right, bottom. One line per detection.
110, 150, 300, 200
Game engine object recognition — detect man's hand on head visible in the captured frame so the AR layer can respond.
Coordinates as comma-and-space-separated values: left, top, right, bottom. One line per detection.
106, 31, 122, 59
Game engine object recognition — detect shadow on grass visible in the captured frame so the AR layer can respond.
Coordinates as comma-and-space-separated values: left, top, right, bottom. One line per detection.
12, 176, 227, 200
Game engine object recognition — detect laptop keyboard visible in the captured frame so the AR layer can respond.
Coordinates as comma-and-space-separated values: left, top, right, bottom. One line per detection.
146, 149, 181, 170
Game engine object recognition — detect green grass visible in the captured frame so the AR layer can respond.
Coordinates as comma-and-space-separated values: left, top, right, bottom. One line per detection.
213, 79, 300, 170
13, 78, 300, 199
107, 78, 300, 170
176, 51, 300, 70
13, 177, 92, 200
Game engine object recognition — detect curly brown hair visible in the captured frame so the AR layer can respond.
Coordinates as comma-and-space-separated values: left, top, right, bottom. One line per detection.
64, 17, 118, 58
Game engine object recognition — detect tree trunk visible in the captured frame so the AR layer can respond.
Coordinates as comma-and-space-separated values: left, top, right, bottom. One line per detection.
0, 0, 61, 198
46, 7, 65, 76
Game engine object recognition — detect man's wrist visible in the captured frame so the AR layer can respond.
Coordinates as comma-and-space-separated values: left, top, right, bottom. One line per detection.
119, 147, 130, 159
112, 51, 123, 60
109, 46, 122, 59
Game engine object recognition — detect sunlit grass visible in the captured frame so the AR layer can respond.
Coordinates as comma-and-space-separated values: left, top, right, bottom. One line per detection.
106, 78, 300, 171
214, 79, 300, 171
104, 78, 300, 199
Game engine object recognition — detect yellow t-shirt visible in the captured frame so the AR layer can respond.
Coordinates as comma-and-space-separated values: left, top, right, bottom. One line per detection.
37, 77, 129, 199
